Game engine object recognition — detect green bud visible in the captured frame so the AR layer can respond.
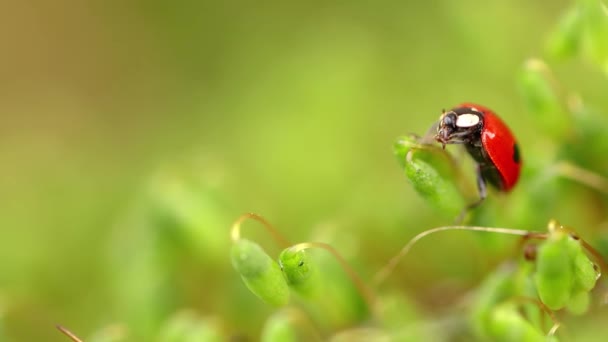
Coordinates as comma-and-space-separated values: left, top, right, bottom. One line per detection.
579, 0, 608, 73
546, 6, 582, 60
147, 170, 230, 264
394, 136, 469, 218
261, 312, 298, 342
231, 239, 289, 306
534, 232, 574, 310
394, 135, 422, 168
488, 304, 547, 342
518, 59, 570, 139
279, 248, 320, 298
566, 290, 590, 315
470, 265, 517, 340
376, 292, 420, 331
157, 311, 222, 342
562, 104, 608, 168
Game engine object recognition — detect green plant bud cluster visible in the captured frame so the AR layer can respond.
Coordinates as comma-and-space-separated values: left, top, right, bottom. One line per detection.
534, 231, 599, 312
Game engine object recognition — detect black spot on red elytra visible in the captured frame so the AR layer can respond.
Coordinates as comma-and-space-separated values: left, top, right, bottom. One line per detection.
513, 143, 521, 164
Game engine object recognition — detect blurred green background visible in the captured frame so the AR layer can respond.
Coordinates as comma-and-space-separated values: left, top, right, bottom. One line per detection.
2, 0, 608, 341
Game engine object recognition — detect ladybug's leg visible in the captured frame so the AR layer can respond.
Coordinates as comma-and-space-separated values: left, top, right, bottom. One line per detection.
455, 164, 487, 223
473, 164, 488, 205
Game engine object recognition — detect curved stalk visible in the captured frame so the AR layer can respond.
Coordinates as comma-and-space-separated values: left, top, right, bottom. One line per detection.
373, 226, 543, 287
555, 161, 608, 194
230, 213, 290, 247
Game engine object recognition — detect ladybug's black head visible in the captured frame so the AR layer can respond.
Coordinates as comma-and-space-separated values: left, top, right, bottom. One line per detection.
435, 107, 483, 148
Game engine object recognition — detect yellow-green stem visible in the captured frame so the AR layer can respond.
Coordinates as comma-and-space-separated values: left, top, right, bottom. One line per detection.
373, 226, 541, 287
56, 325, 83, 342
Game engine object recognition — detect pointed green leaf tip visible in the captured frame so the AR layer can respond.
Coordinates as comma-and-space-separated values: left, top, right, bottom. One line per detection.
394, 136, 468, 218
231, 239, 289, 306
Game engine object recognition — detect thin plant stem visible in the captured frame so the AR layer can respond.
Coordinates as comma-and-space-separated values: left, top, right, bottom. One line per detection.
287, 242, 376, 314
373, 226, 542, 287
230, 213, 290, 247
56, 325, 83, 342
556, 161, 608, 194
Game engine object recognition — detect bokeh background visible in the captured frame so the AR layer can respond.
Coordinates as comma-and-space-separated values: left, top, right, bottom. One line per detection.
2, 0, 608, 341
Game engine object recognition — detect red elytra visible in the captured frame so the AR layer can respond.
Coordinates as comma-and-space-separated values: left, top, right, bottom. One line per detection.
435, 103, 522, 197
459, 102, 521, 191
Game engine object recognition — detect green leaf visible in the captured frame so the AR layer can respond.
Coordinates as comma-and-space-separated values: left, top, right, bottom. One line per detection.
559, 103, 608, 170
566, 290, 591, 315
261, 312, 298, 342
534, 232, 574, 310
394, 136, 469, 218
231, 239, 289, 306
579, 0, 608, 73
518, 59, 570, 139
488, 304, 547, 342
377, 292, 438, 340
470, 264, 517, 340
147, 170, 231, 264
546, 6, 583, 60
157, 311, 223, 342
571, 241, 599, 292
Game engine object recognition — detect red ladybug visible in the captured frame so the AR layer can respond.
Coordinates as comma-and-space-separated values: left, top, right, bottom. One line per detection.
435, 103, 521, 207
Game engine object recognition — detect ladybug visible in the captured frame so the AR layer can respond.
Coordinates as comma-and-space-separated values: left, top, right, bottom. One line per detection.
435, 103, 522, 207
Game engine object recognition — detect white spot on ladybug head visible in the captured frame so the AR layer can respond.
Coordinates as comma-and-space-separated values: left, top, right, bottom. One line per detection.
456, 113, 480, 128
